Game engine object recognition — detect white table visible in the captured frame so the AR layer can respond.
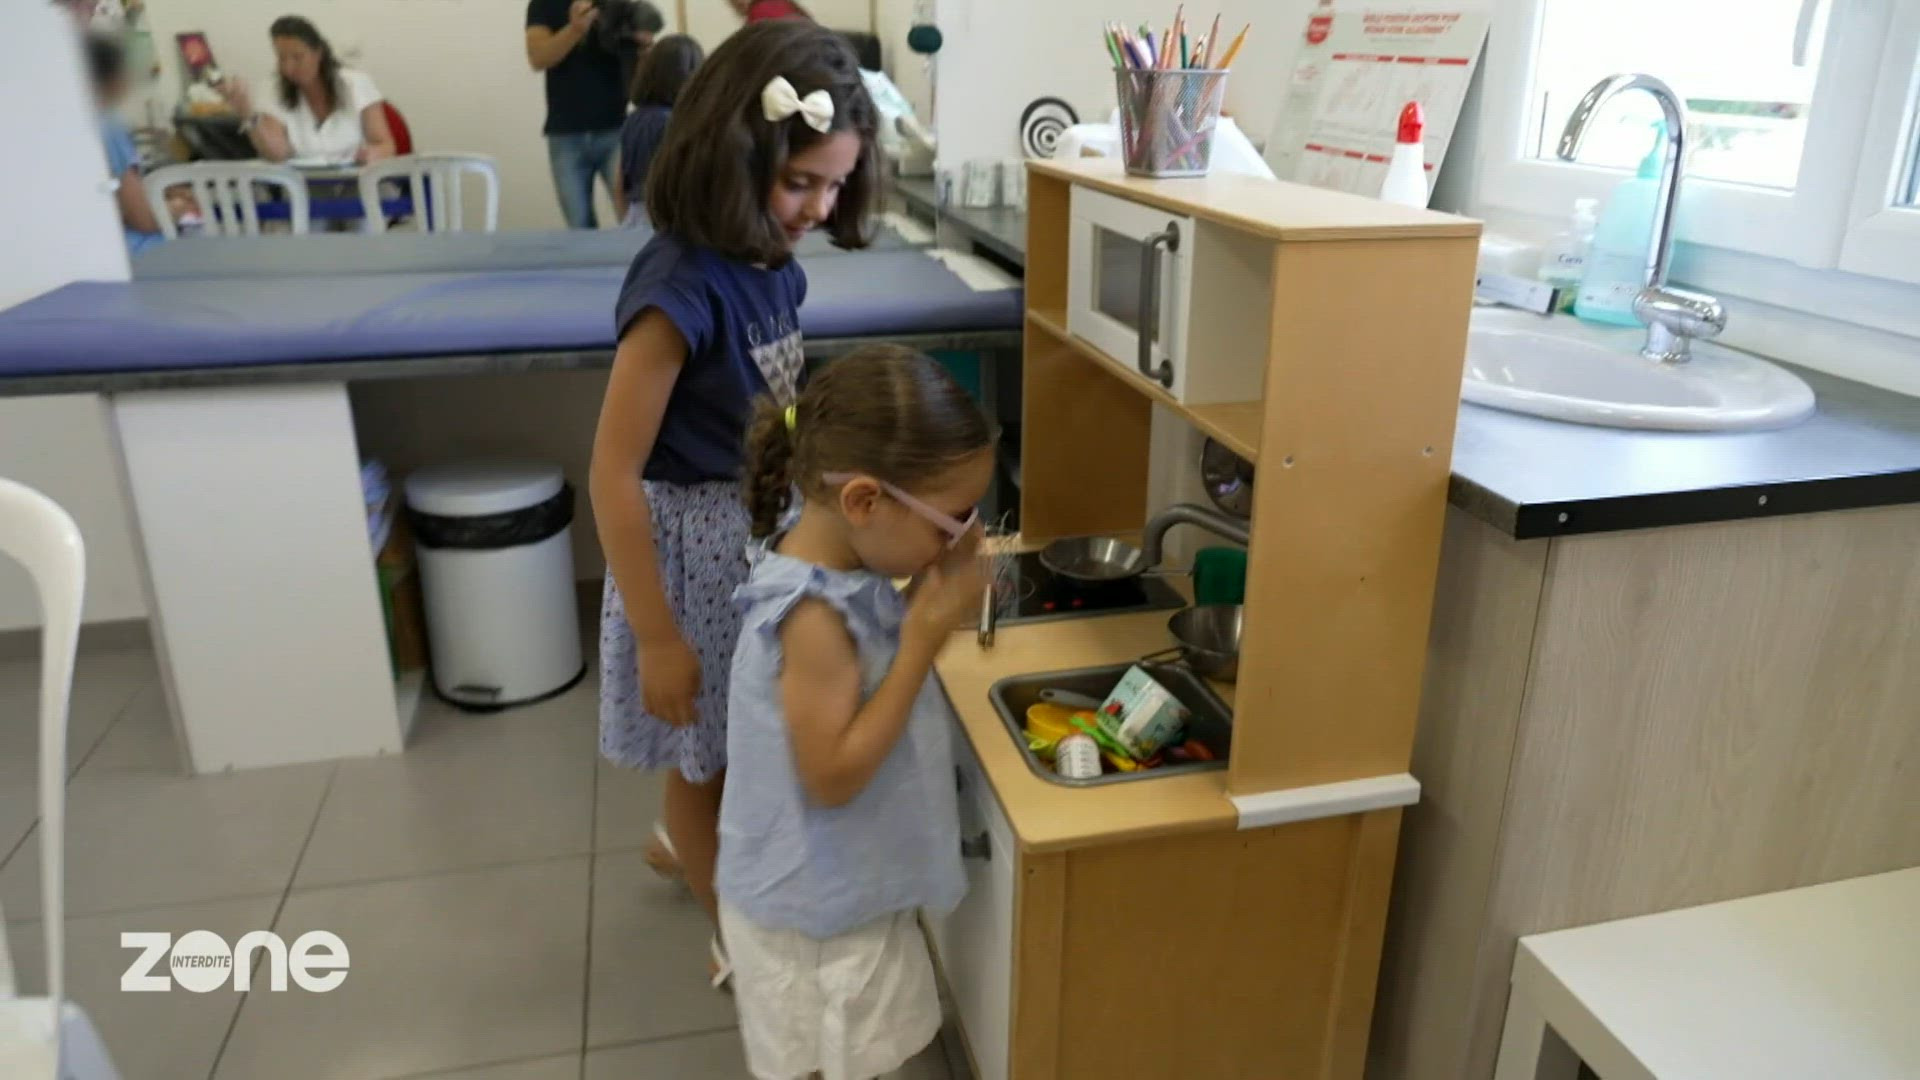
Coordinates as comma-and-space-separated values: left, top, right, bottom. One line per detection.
1494, 867, 1920, 1080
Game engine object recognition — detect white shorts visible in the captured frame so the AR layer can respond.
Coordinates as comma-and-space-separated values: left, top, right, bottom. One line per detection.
718, 900, 943, 1080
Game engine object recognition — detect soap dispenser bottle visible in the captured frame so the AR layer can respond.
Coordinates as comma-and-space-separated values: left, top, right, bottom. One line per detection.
1576, 124, 1667, 326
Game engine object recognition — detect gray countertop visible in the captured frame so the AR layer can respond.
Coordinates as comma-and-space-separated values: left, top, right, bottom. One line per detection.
892, 177, 1027, 266
1451, 367, 1920, 537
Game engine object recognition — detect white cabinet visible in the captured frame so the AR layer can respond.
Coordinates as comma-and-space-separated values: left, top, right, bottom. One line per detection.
1066, 185, 1271, 406
930, 728, 1016, 1080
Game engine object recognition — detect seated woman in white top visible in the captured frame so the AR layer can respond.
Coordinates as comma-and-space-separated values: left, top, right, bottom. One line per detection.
222, 16, 396, 165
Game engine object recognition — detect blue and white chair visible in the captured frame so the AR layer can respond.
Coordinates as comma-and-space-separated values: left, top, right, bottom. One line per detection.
0, 479, 119, 1079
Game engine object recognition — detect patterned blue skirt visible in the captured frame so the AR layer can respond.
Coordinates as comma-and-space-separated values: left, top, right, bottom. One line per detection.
599, 479, 751, 781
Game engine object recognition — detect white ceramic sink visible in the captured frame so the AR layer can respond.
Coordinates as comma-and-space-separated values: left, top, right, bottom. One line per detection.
1462, 309, 1816, 431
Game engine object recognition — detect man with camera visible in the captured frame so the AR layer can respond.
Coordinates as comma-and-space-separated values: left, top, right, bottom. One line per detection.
526, 0, 661, 228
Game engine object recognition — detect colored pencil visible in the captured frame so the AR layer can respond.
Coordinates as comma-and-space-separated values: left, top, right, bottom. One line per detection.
1217, 22, 1250, 69
1200, 13, 1221, 66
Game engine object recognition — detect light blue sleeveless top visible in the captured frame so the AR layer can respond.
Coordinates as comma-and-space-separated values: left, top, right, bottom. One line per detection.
715, 543, 966, 939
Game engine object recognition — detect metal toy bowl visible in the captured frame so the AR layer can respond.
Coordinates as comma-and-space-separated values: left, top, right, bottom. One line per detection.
1039, 536, 1151, 584
1167, 604, 1243, 682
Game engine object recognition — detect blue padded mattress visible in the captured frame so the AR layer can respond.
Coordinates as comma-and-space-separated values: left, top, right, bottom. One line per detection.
129, 223, 917, 280
0, 250, 1020, 379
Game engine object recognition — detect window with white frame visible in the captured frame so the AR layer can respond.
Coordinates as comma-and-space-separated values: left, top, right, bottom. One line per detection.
1477, 0, 1920, 289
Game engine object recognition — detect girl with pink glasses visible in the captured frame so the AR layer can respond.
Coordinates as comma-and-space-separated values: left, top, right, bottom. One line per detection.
720, 345, 993, 1079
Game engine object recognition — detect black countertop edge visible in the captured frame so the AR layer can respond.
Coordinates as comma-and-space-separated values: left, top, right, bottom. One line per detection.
1455, 469, 1920, 540
0, 330, 1026, 398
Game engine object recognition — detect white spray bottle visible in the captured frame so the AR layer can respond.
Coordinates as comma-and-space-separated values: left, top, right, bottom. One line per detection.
1379, 101, 1428, 208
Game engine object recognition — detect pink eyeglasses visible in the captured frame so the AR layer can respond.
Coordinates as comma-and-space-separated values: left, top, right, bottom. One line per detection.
822, 473, 980, 548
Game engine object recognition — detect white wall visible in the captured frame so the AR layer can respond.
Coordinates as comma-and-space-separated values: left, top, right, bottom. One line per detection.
932, 0, 1316, 165
0, 5, 152, 633
875, 0, 934, 120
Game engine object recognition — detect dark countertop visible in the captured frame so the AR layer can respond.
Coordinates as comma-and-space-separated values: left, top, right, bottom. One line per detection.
1452, 367, 1920, 538
892, 176, 1027, 266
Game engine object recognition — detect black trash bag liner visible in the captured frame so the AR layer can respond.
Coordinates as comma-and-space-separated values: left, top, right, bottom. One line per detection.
408, 484, 574, 550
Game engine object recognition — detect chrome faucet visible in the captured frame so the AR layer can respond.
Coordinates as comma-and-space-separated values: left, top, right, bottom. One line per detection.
1557, 74, 1727, 364
1140, 504, 1250, 568
975, 505, 1249, 649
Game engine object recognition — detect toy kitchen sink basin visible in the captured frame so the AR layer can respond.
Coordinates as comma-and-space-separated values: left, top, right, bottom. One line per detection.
987, 662, 1233, 787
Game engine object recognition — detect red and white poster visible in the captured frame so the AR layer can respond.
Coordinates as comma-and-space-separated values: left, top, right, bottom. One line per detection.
1265, 4, 1490, 199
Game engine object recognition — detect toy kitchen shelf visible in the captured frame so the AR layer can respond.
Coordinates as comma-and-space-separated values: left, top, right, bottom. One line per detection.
927, 157, 1479, 1080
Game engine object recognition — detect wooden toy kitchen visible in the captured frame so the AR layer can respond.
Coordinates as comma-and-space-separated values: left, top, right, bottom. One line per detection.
925, 158, 1479, 1079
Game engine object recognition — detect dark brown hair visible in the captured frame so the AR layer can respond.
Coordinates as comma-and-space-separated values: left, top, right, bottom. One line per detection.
84, 32, 126, 90
645, 19, 877, 265
269, 15, 342, 114
629, 33, 704, 109
743, 346, 996, 538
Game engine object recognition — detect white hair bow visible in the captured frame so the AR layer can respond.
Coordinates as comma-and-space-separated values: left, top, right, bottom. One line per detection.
761, 76, 835, 133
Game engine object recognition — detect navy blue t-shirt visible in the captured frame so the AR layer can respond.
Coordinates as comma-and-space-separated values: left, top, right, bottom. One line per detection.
614, 233, 808, 483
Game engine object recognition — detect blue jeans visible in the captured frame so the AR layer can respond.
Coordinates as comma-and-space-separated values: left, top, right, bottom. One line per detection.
547, 130, 621, 229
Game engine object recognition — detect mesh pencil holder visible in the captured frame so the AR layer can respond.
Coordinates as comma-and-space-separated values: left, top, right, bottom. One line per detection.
1115, 68, 1230, 178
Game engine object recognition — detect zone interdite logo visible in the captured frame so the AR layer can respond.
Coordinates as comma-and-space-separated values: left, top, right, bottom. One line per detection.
120, 931, 351, 993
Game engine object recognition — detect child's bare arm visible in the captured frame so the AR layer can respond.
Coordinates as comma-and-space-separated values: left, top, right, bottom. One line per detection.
590, 312, 696, 721
781, 557, 984, 807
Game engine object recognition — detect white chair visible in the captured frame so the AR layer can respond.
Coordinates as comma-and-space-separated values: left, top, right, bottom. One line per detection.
0, 480, 119, 1079
358, 154, 500, 234
143, 161, 310, 238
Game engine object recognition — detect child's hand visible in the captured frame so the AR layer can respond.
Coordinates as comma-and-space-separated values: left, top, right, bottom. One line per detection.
906, 554, 986, 647
638, 634, 701, 726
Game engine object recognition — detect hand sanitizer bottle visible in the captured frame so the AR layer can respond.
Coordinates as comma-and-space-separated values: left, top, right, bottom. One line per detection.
1577, 123, 1667, 326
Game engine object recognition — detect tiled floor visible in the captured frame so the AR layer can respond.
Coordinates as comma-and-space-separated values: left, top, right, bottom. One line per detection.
0, 638, 962, 1080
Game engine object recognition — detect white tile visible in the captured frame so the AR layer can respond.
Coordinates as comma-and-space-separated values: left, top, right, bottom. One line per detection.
215, 858, 591, 1080
587, 852, 736, 1047
74, 683, 184, 776
393, 1052, 581, 1080
0, 757, 332, 920
585, 1030, 750, 1080
0, 647, 167, 868
0, 784, 36, 871
5, 894, 279, 1080
594, 758, 666, 852
293, 702, 597, 888
0, 645, 158, 770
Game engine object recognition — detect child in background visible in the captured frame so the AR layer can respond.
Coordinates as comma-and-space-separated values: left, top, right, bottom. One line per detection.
721, 346, 991, 1080
613, 33, 704, 226
85, 33, 165, 253
589, 17, 878, 984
